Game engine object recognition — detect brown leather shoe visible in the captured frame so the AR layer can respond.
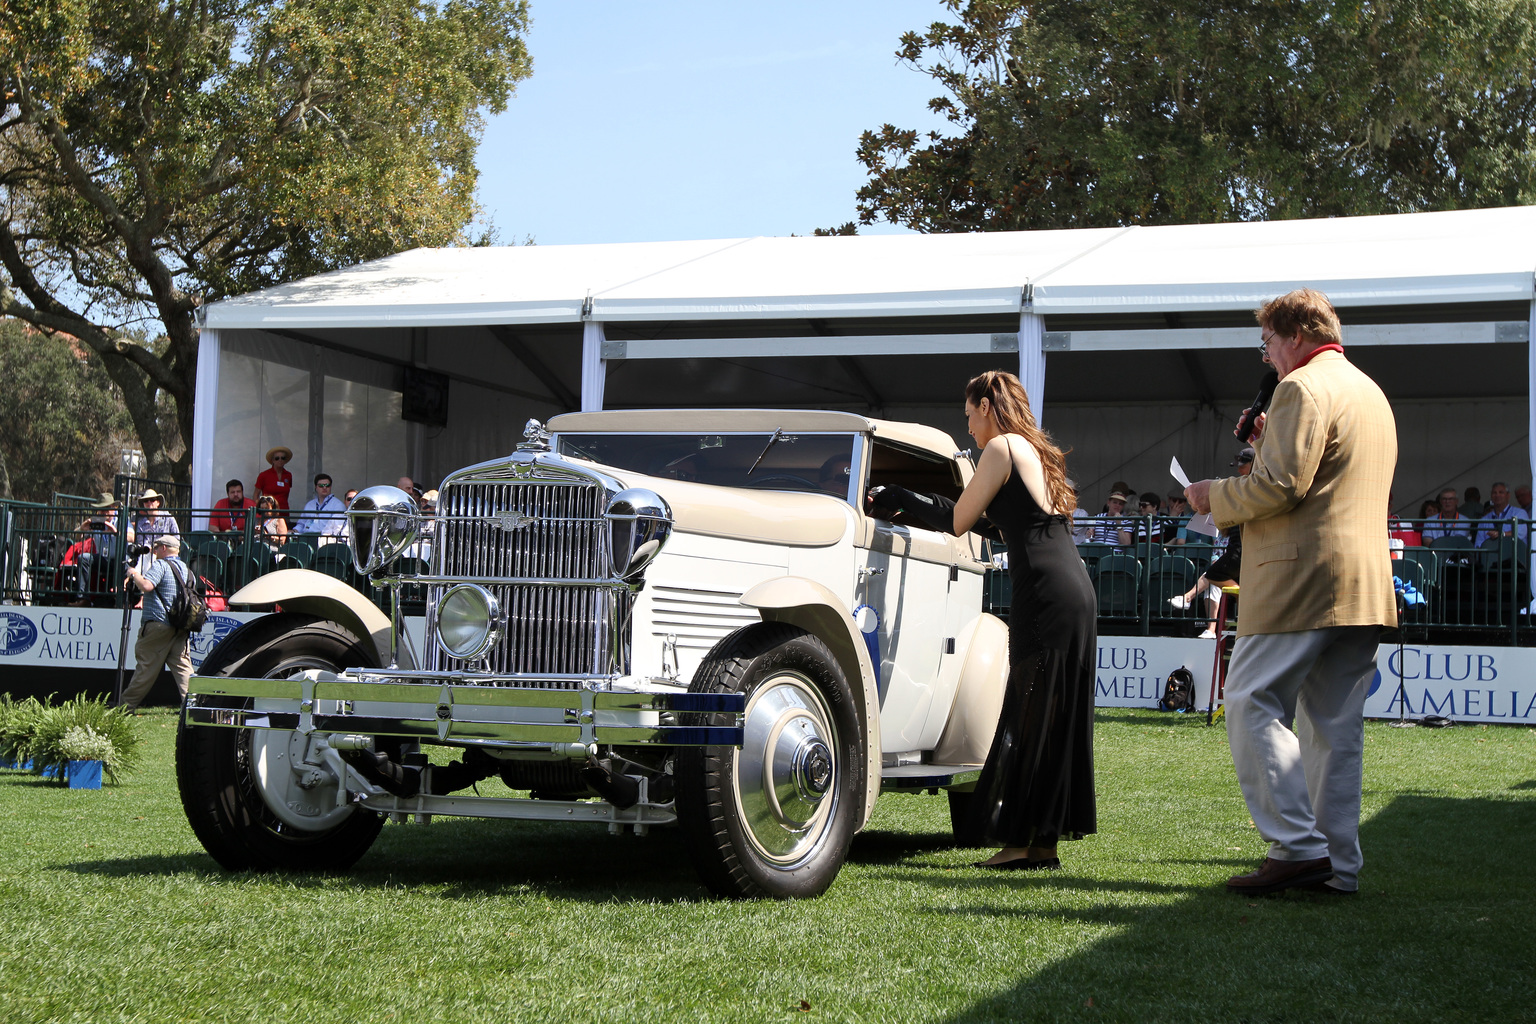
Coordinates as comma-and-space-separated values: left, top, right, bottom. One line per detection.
1226, 856, 1334, 894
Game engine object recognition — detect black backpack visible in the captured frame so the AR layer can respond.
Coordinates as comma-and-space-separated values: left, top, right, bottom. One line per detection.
166, 559, 209, 633
1158, 667, 1196, 712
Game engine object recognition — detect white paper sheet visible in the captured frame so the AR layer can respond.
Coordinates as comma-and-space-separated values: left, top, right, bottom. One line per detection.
1185, 512, 1219, 537
1170, 456, 1191, 489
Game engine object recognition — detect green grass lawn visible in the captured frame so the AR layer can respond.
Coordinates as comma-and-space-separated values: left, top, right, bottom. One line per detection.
2, 709, 1533, 1024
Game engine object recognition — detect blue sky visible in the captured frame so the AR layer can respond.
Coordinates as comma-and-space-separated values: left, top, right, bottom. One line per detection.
473, 1, 953, 245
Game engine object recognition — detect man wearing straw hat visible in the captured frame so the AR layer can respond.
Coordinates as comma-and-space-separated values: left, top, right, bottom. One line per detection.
132, 488, 180, 552
62, 493, 124, 604
255, 446, 294, 519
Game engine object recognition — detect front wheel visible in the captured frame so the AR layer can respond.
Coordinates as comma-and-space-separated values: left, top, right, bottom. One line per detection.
675, 623, 862, 898
176, 613, 386, 872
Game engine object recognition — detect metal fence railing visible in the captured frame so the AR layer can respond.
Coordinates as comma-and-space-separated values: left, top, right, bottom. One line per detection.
0, 501, 361, 611
5, 502, 1531, 647
981, 516, 1534, 646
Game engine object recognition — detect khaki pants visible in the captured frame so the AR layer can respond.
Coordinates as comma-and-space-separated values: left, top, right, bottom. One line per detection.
121, 619, 192, 711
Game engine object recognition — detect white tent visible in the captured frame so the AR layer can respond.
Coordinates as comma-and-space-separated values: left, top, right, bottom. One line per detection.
196, 206, 1536, 519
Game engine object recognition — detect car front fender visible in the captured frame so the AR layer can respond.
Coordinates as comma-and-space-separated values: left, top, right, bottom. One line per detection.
226, 569, 414, 670
739, 576, 881, 830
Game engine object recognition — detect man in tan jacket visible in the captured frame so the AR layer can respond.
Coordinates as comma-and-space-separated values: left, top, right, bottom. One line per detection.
1186, 288, 1397, 896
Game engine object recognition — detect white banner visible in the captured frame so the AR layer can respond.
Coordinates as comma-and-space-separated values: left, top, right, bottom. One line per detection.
0, 607, 426, 674
2, 606, 1533, 725
1094, 633, 1536, 724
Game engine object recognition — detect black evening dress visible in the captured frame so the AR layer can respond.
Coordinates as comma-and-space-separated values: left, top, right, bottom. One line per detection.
963, 464, 1098, 848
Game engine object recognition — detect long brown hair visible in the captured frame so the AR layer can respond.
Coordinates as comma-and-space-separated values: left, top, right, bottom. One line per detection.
965, 370, 1076, 515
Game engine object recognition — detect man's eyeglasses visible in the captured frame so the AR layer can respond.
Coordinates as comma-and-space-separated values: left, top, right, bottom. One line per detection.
316, 483, 331, 489
1257, 330, 1277, 355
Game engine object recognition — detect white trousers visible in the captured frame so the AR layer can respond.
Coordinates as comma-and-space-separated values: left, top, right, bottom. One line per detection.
1225, 626, 1380, 891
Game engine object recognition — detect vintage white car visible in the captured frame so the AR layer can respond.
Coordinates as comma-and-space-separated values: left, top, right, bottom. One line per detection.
177, 410, 1010, 897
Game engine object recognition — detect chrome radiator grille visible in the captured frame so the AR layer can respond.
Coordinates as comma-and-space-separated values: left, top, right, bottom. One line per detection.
427, 478, 625, 684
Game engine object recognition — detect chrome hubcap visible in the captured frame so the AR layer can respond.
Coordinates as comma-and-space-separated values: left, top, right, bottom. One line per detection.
733, 672, 839, 864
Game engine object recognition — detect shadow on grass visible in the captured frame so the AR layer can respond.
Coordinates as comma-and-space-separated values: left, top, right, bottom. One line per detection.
57, 813, 712, 901
933, 793, 1536, 1024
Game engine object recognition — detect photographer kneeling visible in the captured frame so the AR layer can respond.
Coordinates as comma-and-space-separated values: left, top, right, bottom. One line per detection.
119, 535, 193, 713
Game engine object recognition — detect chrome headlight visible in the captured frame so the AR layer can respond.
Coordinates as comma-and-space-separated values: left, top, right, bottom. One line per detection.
436, 584, 505, 661
348, 485, 419, 574
605, 487, 672, 583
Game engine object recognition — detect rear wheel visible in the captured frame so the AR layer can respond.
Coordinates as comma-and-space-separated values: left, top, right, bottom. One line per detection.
176, 614, 386, 871
675, 623, 862, 898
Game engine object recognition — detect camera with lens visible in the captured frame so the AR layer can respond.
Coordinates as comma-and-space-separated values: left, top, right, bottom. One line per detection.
124, 542, 152, 562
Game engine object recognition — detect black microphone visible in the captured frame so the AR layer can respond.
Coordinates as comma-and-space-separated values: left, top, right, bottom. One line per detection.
1236, 370, 1280, 443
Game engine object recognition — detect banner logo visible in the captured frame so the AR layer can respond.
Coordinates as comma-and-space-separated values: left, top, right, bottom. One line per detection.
189, 614, 242, 667
0, 612, 39, 656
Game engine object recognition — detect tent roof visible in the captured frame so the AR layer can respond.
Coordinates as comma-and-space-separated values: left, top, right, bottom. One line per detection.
204, 207, 1536, 330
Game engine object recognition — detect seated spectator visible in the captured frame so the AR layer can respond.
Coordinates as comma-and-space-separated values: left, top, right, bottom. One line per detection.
256, 446, 295, 518
256, 495, 289, 552
1460, 486, 1485, 521
60, 502, 121, 605
211, 479, 255, 533
1518, 484, 1533, 518
1131, 492, 1168, 545
292, 473, 347, 540
133, 489, 180, 551
1070, 487, 1092, 543
339, 489, 360, 542
1090, 490, 1133, 547
1422, 487, 1474, 541
412, 489, 439, 563
1103, 481, 1133, 513
1388, 493, 1422, 550
1168, 451, 1251, 637
1164, 489, 1190, 541
396, 476, 422, 501
1418, 499, 1439, 520
1477, 481, 1528, 545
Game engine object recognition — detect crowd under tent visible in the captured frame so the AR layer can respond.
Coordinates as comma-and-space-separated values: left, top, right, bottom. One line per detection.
194, 205, 1536, 519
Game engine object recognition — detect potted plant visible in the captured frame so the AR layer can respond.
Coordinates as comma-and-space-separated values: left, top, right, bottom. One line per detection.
28, 696, 139, 786
57, 725, 115, 789
0, 695, 45, 771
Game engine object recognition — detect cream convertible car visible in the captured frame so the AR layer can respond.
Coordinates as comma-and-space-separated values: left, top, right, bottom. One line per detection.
178, 410, 1010, 898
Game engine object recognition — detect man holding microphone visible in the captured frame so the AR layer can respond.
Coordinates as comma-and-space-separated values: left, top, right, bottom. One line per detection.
1185, 289, 1397, 896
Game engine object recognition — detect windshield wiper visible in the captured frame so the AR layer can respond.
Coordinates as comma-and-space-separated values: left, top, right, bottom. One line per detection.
747, 429, 792, 476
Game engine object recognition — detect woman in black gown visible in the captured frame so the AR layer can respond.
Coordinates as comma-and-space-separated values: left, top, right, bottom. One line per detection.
870, 370, 1097, 870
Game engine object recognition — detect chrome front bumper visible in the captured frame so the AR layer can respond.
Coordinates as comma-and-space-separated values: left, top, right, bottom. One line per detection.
185, 672, 745, 750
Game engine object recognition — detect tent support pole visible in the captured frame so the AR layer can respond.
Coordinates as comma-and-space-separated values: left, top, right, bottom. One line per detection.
1019, 311, 1046, 421
582, 320, 606, 412
191, 327, 221, 529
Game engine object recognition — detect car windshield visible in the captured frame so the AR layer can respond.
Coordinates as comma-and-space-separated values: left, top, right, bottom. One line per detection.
556, 431, 859, 498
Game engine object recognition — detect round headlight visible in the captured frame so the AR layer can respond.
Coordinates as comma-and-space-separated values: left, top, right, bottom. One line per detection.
436, 584, 504, 662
